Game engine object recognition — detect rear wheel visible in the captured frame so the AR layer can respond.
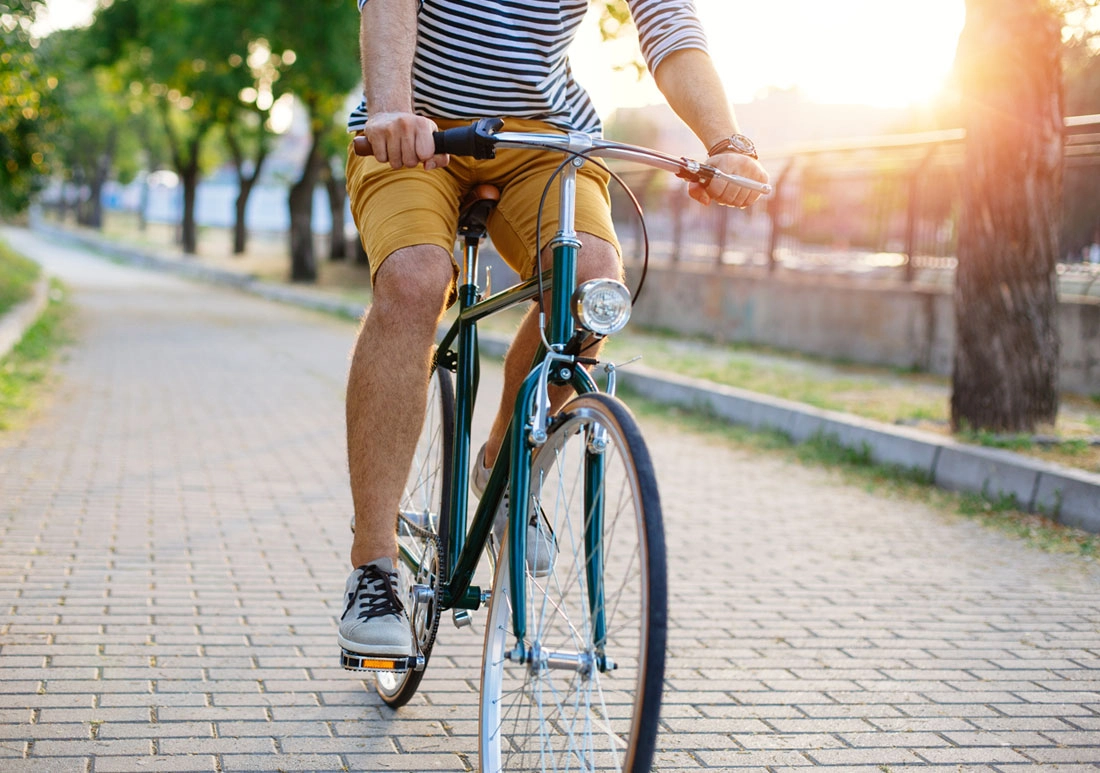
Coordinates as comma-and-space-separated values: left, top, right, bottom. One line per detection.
376, 364, 454, 707
479, 394, 666, 771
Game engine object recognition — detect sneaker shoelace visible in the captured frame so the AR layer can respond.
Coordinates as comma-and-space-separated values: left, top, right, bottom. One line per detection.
346, 565, 404, 622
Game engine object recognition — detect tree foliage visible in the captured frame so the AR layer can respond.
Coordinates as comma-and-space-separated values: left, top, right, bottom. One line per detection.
0, 0, 57, 215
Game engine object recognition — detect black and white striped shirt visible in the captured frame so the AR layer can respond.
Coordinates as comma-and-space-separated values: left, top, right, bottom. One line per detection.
348, 0, 708, 135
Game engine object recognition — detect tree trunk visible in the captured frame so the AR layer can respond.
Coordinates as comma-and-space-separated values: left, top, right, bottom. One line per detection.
86, 174, 105, 229
288, 129, 323, 282
951, 0, 1063, 433
160, 105, 204, 255
227, 125, 268, 255
87, 129, 118, 231
74, 168, 92, 227
234, 177, 255, 255
179, 148, 200, 255
325, 165, 347, 261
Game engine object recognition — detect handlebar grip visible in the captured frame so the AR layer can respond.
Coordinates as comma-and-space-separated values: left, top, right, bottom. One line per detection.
432, 118, 503, 157
352, 135, 372, 156
352, 117, 504, 160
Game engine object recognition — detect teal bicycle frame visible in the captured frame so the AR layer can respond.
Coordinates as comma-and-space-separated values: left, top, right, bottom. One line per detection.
428, 155, 602, 658
399, 127, 772, 662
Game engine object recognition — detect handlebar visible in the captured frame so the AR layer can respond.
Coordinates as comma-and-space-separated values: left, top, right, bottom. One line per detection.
352, 117, 773, 196
352, 117, 504, 159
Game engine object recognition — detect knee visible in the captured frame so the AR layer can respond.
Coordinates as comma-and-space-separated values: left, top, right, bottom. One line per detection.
576, 234, 623, 284
371, 245, 455, 320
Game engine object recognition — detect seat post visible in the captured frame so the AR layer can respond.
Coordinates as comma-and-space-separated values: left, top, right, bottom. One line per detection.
456, 185, 501, 289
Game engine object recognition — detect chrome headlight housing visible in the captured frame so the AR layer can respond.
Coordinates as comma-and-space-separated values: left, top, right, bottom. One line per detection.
572, 279, 632, 337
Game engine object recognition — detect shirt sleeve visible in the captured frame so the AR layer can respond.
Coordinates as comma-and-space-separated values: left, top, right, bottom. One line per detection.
626, 0, 709, 74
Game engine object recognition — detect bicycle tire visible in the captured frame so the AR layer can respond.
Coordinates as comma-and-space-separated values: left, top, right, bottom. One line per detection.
478, 393, 667, 772
376, 363, 455, 707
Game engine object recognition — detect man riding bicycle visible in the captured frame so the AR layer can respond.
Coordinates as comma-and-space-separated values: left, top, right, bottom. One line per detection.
339, 0, 769, 664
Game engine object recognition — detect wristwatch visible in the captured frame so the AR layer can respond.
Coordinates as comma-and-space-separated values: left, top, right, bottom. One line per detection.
707, 134, 758, 160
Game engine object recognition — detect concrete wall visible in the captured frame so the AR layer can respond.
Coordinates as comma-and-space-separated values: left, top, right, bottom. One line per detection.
628, 264, 1099, 395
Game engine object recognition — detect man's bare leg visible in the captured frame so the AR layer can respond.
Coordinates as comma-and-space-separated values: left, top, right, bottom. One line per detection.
346, 244, 455, 568
482, 233, 621, 467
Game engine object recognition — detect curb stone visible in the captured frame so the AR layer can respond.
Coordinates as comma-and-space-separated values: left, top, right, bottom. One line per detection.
0, 274, 50, 362
620, 366, 1100, 533
35, 222, 1100, 535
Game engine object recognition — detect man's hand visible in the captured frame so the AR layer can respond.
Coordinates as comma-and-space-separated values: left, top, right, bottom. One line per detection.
363, 112, 450, 171
689, 152, 770, 209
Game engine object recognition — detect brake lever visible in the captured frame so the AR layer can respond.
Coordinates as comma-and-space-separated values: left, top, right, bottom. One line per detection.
676, 159, 773, 196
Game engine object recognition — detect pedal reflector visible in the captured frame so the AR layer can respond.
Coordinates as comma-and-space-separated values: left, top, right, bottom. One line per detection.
341, 650, 416, 673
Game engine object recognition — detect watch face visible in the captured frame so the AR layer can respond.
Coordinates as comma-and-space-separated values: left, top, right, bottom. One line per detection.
730, 135, 756, 156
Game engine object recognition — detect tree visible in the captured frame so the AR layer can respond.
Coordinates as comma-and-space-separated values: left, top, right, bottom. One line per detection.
215, 13, 295, 256
86, 0, 213, 253
0, 0, 57, 215
86, 0, 275, 254
951, 0, 1063, 432
39, 28, 150, 229
267, 0, 360, 281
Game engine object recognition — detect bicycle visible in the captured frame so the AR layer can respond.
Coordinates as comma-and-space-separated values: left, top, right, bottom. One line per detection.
346, 118, 771, 772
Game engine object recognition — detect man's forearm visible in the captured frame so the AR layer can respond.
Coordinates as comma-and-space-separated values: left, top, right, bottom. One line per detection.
652, 48, 740, 152
360, 0, 419, 114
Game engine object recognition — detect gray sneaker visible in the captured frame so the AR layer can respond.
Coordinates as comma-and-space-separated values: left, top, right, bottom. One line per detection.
472, 444, 557, 577
338, 558, 414, 659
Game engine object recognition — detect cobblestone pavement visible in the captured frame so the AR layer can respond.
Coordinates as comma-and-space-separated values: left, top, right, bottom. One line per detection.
1, 227, 1099, 772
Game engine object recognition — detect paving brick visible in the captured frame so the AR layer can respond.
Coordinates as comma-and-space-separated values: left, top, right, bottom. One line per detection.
342, 752, 468, 771
219, 753, 347, 771
804, 748, 924, 766
93, 756, 217, 772
916, 746, 1034, 764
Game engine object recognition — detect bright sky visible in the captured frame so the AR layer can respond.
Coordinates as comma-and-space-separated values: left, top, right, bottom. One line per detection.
38, 0, 967, 113
572, 0, 967, 114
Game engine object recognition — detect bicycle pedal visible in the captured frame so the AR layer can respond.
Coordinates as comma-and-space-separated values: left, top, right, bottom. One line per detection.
340, 649, 417, 673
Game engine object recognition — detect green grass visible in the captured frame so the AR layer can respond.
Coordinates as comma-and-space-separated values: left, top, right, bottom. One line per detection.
0, 279, 70, 431
0, 237, 42, 316
624, 388, 1100, 559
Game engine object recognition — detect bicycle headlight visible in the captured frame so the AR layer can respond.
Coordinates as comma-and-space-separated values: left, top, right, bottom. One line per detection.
572, 279, 632, 337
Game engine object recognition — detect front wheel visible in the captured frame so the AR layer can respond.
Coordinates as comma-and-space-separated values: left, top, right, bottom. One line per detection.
479, 394, 666, 772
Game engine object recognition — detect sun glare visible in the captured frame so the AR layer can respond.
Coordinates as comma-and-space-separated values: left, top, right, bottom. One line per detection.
572, 0, 966, 115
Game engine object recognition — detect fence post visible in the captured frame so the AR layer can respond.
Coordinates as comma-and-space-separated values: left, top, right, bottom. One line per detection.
904, 145, 939, 283
767, 160, 795, 273
671, 183, 685, 263
714, 205, 729, 266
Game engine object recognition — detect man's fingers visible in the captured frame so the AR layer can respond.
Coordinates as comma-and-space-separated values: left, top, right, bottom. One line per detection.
687, 182, 711, 205
704, 155, 770, 208
363, 113, 444, 170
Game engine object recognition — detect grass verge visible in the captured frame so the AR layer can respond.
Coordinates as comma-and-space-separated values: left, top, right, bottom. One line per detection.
624, 388, 1100, 559
0, 279, 70, 431
0, 237, 42, 317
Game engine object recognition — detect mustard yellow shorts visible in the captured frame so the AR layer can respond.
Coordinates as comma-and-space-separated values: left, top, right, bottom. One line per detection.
345, 117, 620, 284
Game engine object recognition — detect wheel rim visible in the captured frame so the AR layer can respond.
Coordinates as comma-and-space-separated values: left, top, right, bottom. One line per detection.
480, 401, 657, 771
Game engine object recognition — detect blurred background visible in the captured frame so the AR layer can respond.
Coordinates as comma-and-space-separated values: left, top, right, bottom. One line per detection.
4, 0, 1098, 281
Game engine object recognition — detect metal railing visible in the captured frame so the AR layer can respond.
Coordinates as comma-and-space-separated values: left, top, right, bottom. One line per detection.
610, 115, 1100, 296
